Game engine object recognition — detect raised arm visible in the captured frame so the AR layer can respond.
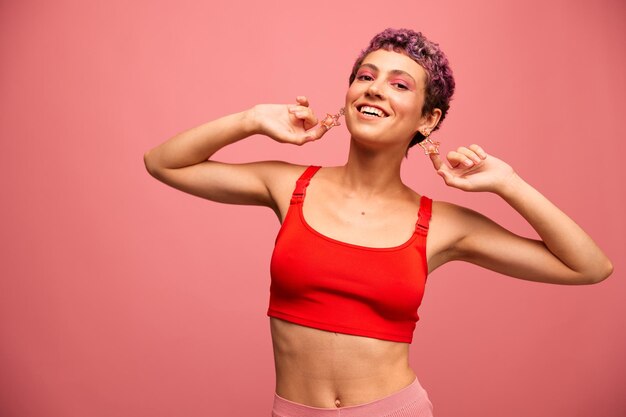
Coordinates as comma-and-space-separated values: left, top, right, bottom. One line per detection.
143, 97, 327, 209
428, 144, 613, 285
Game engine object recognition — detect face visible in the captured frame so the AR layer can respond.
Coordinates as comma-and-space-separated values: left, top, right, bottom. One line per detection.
345, 49, 430, 149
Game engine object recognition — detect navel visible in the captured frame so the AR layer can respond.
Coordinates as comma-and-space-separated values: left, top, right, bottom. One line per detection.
334, 397, 341, 408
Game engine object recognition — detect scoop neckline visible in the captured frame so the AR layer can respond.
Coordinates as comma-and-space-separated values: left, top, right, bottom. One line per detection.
298, 196, 424, 252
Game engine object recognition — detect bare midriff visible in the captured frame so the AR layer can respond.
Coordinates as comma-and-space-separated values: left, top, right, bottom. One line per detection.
270, 317, 416, 408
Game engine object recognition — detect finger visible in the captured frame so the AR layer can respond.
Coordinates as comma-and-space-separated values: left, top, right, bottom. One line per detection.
289, 108, 318, 129
437, 168, 452, 184
288, 105, 309, 113
455, 146, 482, 164
296, 96, 310, 107
429, 152, 443, 171
438, 169, 469, 190
303, 124, 329, 143
447, 151, 473, 168
468, 144, 487, 159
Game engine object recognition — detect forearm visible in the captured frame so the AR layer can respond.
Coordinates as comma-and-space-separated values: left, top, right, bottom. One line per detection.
144, 108, 257, 172
497, 173, 613, 281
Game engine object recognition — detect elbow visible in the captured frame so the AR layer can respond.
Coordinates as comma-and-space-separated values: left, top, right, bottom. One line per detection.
581, 259, 614, 285
143, 149, 160, 178
596, 259, 614, 283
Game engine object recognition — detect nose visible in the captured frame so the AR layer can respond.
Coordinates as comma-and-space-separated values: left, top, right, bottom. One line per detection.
366, 82, 385, 99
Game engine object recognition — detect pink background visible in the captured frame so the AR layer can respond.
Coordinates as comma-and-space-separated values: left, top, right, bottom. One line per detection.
1, 0, 625, 416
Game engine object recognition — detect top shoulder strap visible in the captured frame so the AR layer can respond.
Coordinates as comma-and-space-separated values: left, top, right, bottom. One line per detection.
290, 166, 322, 205
415, 196, 432, 236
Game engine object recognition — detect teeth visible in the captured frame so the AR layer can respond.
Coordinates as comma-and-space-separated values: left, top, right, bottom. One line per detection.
360, 106, 385, 117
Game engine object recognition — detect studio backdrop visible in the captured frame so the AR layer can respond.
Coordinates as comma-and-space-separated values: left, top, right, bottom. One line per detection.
1, 1, 624, 416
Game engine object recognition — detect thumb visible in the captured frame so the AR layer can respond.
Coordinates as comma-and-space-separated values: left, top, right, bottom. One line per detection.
437, 168, 464, 189
303, 124, 330, 143
436, 169, 456, 188
437, 168, 451, 182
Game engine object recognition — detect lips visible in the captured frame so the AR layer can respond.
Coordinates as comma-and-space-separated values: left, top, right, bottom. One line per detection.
356, 103, 390, 118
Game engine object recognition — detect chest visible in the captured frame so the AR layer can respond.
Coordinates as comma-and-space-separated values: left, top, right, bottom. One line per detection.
298, 187, 420, 249
271, 208, 427, 320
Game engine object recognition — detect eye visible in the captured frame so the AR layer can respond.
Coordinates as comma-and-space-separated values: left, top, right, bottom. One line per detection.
393, 82, 409, 90
356, 73, 374, 81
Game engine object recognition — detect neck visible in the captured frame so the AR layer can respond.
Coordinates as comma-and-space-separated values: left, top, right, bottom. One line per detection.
339, 138, 407, 196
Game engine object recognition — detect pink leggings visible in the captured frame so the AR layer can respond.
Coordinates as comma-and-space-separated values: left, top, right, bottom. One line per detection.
271, 377, 434, 417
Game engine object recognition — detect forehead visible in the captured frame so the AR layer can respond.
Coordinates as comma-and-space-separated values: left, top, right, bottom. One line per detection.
360, 49, 427, 83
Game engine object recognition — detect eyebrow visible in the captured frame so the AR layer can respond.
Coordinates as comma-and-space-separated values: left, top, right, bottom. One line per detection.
357, 63, 417, 84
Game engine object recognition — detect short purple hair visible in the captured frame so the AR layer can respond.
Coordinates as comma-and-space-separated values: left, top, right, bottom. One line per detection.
349, 28, 455, 149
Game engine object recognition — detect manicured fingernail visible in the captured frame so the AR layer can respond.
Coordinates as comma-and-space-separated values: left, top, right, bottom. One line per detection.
463, 159, 473, 166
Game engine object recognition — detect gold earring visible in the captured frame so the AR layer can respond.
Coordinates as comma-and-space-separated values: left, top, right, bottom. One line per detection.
418, 131, 440, 155
320, 107, 345, 131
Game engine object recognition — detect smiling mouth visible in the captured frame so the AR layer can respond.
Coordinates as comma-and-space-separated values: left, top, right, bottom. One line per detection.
356, 105, 389, 118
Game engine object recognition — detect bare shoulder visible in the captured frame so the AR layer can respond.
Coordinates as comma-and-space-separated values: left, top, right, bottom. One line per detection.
260, 160, 309, 187
261, 161, 314, 220
427, 200, 485, 272
431, 199, 482, 222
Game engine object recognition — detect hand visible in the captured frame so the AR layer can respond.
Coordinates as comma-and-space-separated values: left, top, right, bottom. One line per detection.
429, 144, 517, 193
250, 96, 329, 145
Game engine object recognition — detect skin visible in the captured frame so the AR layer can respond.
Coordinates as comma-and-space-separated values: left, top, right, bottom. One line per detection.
143, 48, 613, 408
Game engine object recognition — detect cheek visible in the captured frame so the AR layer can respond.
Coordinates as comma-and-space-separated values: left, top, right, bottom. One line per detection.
393, 101, 417, 120
399, 97, 423, 117
345, 84, 364, 115
345, 83, 360, 102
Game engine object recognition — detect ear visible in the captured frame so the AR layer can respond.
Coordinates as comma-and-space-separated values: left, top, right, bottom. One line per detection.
416, 108, 442, 136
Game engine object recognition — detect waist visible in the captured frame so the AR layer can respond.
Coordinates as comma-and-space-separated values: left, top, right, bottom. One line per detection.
270, 317, 415, 408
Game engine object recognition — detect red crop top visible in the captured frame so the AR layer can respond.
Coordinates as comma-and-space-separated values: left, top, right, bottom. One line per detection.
267, 166, 432, 343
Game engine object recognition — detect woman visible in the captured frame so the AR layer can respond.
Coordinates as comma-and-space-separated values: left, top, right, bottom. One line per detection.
143, 29, 613, 416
